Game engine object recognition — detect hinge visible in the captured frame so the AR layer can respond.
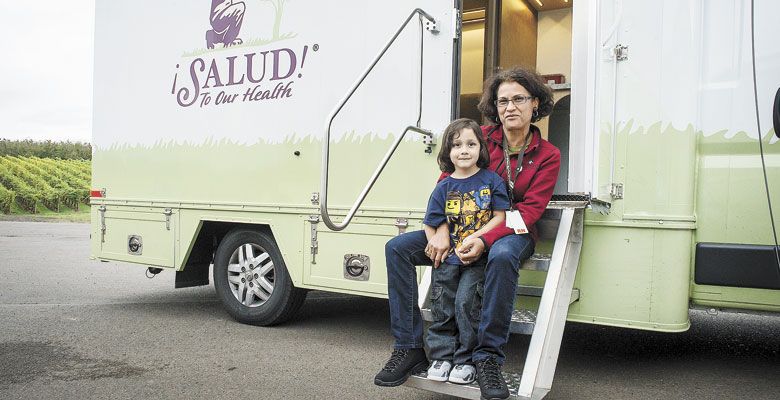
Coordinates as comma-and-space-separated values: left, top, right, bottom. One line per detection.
613, 44, 628, 61
308, 215, 319, 264
394, 218, 409, 235
452, 8, 461, 39
163, 208, 173, 230
423, 134, 435, 154
610, 183, 624, 200
98, 205, 107, 243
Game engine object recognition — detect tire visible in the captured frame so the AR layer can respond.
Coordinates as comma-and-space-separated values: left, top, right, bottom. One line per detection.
213, 228, 307, 326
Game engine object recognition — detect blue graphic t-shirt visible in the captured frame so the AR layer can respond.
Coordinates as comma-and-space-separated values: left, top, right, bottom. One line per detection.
423, 169, 510, 265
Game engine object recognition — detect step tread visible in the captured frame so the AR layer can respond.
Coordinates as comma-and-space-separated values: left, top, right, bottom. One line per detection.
510, 309, 537, 335
522, 253, 551, 271
405, 370, 523, 400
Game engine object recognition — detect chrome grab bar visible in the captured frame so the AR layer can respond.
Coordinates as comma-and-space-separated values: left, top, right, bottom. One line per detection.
320, 8, 438, 231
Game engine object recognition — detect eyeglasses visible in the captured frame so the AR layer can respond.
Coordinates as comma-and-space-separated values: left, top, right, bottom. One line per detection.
495, 95, 534, 109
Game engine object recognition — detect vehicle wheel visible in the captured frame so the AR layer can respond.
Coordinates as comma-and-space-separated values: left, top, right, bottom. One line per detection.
213, 228, 307, 326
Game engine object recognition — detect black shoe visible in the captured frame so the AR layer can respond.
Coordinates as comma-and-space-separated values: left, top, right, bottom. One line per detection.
475, 356, 510, 400
374, 348, 428, 387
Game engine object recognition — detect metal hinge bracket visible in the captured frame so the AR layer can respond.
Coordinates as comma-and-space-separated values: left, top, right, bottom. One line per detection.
395, 218, 409, 235
590, 198, 612, 215
424, 18, 439, 34
163, 208, 173, 230
308, 215, 319, 264
610, 183, 624, 200
423, 134, 435, 154
98, 205, 107, 243
614, 44, 629, 61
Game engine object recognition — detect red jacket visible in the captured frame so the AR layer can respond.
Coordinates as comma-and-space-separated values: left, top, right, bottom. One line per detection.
439, 124, 560, 245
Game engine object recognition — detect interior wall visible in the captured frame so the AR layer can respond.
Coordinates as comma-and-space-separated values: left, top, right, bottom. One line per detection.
499, 0, 537, 70
535, 7, 572, 138
536, 8, 572, 81
461, 21, 485, 94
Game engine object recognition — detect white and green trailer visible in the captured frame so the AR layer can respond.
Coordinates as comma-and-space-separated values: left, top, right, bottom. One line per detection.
91, 1, 780, 398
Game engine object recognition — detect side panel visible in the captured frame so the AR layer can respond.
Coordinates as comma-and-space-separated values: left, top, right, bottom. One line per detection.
565, 0, 780, 330
690, 0, 780, 309
90, 0, 457, 292
754, 0, 780, 246
567, 226, 691, 331
91, 0, 455, 210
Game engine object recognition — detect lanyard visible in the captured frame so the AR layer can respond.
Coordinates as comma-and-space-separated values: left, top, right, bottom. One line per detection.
502, 132, 532, 207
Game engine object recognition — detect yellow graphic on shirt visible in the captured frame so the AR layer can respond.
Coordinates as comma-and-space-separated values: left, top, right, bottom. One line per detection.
445, 186, 493, 252
445, 195, 461, 215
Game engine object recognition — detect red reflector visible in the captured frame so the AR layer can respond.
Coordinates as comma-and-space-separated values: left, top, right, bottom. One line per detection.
90, 190, 104, 198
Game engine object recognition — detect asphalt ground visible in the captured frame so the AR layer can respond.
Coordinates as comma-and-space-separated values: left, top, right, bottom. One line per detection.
0, 221, 778, 400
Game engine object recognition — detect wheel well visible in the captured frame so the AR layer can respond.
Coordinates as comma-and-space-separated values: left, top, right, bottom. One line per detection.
176, 221, 275, 288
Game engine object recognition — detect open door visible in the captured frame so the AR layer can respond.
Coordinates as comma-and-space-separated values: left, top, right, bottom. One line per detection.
305, 1, 459, 294
567, 0, 613, 208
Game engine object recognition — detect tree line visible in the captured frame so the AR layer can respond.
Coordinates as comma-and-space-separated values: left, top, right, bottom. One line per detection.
0, 139, 91, 160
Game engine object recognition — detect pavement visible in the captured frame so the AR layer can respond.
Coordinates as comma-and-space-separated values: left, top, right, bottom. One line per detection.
0, 221, 778, 400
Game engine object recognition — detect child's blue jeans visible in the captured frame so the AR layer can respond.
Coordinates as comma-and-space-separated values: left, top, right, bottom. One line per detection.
427, 260, 486, 365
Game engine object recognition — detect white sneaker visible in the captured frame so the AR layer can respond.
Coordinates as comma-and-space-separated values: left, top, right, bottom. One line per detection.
426, 360, 452, 382
448, 364, 476, 384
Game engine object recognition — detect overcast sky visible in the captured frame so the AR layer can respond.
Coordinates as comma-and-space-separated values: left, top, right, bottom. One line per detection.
0, 1, 95, 143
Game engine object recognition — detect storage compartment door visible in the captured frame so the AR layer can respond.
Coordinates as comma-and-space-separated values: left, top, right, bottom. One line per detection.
303, 222, 400, 296
99, 208, 176, 267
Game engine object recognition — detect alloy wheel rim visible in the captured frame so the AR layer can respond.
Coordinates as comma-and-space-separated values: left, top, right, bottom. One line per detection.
227, 243, 275, 307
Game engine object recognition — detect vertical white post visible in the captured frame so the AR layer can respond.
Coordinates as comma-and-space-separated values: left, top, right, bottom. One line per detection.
517, 208, 583, 399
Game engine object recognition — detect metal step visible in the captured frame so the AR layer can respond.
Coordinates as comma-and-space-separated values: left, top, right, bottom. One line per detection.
411, 206, 586, 400
510, 288, 579, 334
510, 309, 537, 335
522, 253, 551, 271
421, 308, 536, 334
421, 289, 579, 334
517, 286, 581, 304
405, 370, 522, 400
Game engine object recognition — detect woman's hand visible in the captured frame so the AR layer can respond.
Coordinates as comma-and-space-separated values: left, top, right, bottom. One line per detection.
456, 235, 485, 264
425, 225, 450, 268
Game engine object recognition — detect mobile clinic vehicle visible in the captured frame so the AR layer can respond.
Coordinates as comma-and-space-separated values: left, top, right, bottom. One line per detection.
91, 0, 780, 399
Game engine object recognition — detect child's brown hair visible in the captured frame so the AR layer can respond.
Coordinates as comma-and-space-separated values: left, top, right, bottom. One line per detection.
437, 118, 490, 173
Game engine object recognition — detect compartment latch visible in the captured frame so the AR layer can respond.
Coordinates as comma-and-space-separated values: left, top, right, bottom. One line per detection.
395, 218, 409, 235
98, 205, 107, 243
163, 208, 173, 230
308, 215, 319, 264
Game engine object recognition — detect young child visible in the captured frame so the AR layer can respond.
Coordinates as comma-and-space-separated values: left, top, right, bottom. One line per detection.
422, 118, 509, 384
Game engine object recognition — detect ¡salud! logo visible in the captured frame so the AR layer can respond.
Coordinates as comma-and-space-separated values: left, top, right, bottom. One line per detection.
170, 0, 318, 108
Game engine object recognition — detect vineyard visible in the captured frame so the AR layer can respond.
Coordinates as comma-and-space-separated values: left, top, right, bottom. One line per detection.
0, 156, 91, 215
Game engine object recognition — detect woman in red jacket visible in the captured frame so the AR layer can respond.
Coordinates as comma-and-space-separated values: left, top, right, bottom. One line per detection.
375, 67, 560, 400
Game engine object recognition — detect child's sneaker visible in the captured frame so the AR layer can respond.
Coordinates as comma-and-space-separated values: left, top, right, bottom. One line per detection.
426, 360, 452, 382
448, 364, 477, 384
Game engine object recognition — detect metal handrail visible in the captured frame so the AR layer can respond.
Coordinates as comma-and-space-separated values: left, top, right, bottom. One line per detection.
320, 8, 438, 231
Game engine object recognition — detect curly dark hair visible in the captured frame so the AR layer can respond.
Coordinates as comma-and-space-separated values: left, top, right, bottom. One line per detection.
477, 67, 554, 124
437, 118, 490, 173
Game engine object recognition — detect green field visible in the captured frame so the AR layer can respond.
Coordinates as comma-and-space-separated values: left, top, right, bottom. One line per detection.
0, 155, 90, 221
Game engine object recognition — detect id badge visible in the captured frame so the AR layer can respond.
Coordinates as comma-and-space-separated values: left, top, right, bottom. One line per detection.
506, 210, 529, 234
